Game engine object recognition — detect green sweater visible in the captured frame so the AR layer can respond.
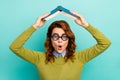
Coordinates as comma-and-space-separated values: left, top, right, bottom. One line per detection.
10, 25, 111, 80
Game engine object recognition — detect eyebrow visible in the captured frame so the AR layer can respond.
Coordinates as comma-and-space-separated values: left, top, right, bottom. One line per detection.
52, 33, 66, 36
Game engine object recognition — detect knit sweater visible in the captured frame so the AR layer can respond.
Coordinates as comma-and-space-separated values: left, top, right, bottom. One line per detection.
10, 25, 111, 80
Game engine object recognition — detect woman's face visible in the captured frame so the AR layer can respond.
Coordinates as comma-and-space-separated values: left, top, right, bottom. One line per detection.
51, 27, 69, 53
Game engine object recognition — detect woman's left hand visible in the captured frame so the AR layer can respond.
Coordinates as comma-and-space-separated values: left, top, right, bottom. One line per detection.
71, 11, 89, 28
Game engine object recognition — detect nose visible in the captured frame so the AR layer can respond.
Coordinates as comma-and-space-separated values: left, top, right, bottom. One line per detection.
58, 37, 62, 43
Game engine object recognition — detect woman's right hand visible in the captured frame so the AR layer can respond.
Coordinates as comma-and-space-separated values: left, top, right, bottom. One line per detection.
33, 12, 50, 29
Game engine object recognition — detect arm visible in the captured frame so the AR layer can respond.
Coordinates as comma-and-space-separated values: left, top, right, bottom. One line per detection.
72, 12, 111, 63
78, 25, 111, 63
9, 13, 49, 64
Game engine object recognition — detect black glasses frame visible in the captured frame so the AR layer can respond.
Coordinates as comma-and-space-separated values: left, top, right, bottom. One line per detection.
51, 33, 69, 41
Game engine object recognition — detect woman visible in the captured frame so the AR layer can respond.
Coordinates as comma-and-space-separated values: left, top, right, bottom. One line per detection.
10, 11, 111, 80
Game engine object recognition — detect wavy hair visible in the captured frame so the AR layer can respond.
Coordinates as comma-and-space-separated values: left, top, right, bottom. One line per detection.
44, 20, 76, 63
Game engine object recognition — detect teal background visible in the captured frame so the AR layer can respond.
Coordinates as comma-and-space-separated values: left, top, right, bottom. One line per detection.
0, 0, 119, 80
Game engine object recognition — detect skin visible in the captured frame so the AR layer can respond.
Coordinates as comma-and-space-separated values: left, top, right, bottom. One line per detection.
51, 28, 69, 53
32, 11, 89, 53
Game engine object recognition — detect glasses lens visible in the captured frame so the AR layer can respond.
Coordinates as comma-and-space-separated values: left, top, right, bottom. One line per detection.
51, 34, 59, 41
61, 34, 68, 41
51, 33, 69, 41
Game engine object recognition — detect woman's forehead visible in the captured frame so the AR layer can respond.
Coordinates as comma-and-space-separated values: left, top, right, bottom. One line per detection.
52, 27, 65, 35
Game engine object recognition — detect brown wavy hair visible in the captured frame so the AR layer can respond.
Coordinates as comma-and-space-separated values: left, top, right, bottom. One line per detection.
44, 20, 76, 63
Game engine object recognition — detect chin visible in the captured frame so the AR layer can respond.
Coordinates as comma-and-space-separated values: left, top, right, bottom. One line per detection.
57, 50, 64, 53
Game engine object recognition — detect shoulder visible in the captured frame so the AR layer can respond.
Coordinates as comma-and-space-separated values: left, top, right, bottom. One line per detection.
74, 51, 82, 59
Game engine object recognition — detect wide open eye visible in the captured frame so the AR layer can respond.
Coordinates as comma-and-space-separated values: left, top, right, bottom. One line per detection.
51, 33, 69, 41
61, 34, 69, 41
51, 33, 59, 41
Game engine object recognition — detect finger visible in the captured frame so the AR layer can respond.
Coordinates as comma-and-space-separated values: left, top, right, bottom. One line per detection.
71, 11, 84, 19
71, 11, 80, 17
72, 11, 85, 22
41, 12, 50, 18
71, 11, 82, 20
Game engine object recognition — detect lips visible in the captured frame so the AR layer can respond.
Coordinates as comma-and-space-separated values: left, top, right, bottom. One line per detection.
58, 45, 62, 48
58, 45, 62, 50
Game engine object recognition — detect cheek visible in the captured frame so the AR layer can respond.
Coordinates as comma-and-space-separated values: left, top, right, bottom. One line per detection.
63, 40, 69, 48
51, 39, 69, 50
51, 40, 57, 48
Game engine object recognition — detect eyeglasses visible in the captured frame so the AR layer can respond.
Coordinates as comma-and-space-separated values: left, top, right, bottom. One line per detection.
51, 33, 69, 41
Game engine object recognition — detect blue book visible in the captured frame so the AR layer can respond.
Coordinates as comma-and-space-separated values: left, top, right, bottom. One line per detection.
58, 6, 78, 18
43, 6, 78, 20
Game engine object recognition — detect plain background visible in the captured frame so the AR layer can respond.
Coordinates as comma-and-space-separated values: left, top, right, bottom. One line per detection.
0, 0, 120, 80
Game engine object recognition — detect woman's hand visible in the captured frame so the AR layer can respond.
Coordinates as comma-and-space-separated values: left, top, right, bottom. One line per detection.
71, 11, 89, 28
33, 12, 50, 29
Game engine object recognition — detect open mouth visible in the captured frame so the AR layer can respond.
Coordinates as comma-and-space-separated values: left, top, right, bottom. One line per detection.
58, 45, 62, 50
58, 45, 62, 48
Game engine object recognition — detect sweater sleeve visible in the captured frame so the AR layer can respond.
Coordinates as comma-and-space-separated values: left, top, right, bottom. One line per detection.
9, 26, 44, 64
77, 24, 111, 63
